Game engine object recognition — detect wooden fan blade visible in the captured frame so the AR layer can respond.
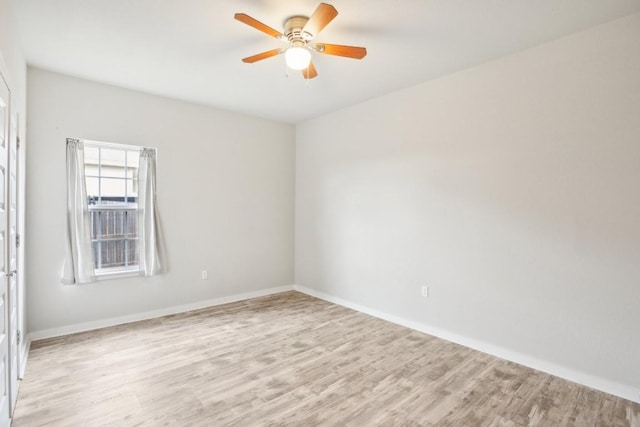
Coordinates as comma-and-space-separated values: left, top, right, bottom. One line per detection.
302, 3, 338, 38
315, 43, 367, 59
242, 49, 284, 63
302, 61, 318, 79
234, 13, 283, 39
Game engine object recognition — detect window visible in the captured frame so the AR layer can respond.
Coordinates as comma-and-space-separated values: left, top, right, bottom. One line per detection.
84, 142, 141, 275
64, 138, 164, 284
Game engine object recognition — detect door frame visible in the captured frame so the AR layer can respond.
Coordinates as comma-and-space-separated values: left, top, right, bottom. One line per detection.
8, 110, 20, 411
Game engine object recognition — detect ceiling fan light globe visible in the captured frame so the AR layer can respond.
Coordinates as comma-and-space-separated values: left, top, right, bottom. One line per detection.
285, 47, 311, 70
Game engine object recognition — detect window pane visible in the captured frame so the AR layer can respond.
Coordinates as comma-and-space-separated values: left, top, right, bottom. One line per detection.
127, 239, 139, 265
128, 169, 139, 181
101, 210, 125, 239
98, 210, 109, 238
84, 163, 100, 178
97, 239, 126, 269
109, 240, 125, 268
91, 240, 126, 270
90, 210, 100, 239
100, 178, 126, 203
127, 178, 138, 203
100, 148, 126, 178
86, 177, 100, 201
125, 210, 137, 237
84, 145, 100, 171
91, 211, 138, 270
101, 165, 126, 179
127, 150, 139, 178
92, 240, 100, 269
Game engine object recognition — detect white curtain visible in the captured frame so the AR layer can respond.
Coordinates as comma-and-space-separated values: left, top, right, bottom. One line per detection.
62, 139, 96, 284
138, 148, 166, 276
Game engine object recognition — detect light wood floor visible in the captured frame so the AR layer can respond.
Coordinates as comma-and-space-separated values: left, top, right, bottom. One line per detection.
12, 291, 640, 426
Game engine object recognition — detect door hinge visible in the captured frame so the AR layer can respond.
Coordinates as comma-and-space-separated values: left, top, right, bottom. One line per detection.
16, 136, 20, 149
16, 233, 20, 248
16, 330, 20, 345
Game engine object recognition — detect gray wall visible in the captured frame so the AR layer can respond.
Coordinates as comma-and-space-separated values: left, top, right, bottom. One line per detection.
26, 68, 295, 333
295, 14, 640, 401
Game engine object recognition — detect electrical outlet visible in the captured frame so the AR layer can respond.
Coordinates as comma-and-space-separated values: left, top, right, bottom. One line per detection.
201, 270, 208, 280
421, 286, 429, 298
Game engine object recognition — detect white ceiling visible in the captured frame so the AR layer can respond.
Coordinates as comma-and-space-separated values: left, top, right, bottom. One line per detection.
14, 0, 640, 123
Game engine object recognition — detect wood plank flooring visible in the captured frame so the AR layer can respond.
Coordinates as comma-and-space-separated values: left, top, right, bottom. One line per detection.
12, 291, 640, 426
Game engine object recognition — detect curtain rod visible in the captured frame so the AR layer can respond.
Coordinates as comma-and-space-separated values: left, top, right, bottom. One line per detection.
67, 138, 155, 152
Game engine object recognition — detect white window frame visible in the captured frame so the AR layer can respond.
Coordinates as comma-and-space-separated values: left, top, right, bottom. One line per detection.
84, 140, 143, 278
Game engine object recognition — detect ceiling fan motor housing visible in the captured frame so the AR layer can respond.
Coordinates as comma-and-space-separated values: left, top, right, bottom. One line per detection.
284, 16, 313, 44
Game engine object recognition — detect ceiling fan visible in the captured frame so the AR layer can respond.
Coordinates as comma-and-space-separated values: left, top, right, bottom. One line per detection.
234, 3, 367, 79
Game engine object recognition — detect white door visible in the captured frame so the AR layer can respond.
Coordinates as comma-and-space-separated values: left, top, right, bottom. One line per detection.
8, 112, 18, 412
0, 72, 11, 424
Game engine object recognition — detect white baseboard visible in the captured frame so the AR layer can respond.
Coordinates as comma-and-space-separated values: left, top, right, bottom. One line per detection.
294, 284, 640, 404
29, 285, 295, 341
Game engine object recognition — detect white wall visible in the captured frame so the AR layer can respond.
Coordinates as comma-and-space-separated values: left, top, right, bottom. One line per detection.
0, 0, 28, 369
27, 68, 295, 334
296, 14, 640, 402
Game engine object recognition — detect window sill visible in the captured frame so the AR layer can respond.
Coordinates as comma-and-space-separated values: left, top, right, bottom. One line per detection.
95, 267, 141, 281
